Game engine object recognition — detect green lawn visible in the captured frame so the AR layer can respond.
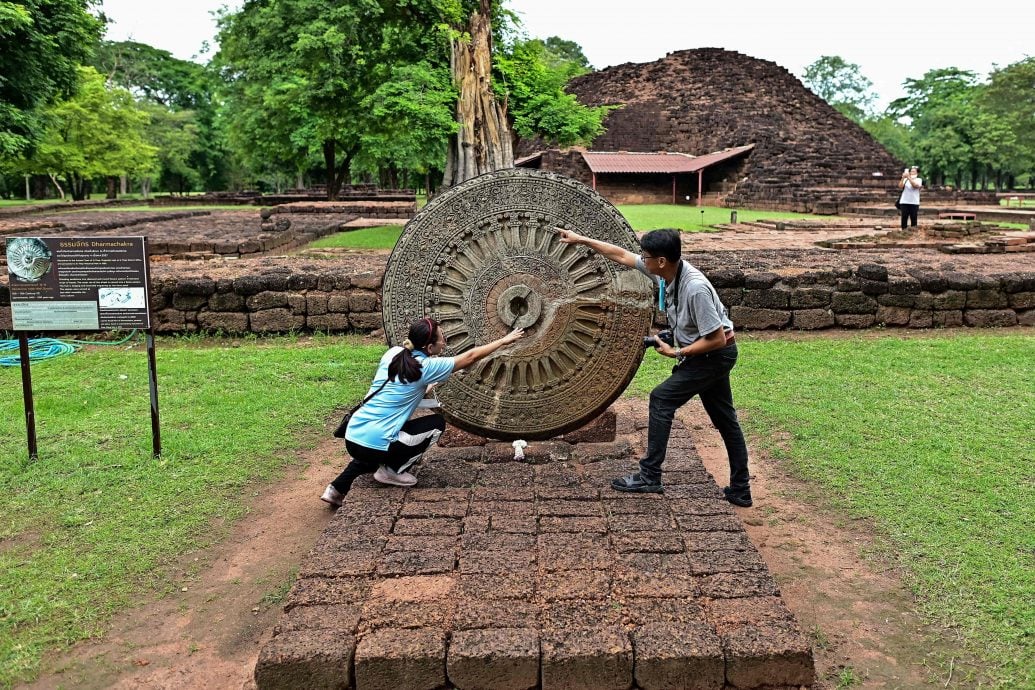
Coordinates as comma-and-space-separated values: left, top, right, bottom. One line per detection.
616, 203, 830, 231
632, 333, 1034, 687
0, 198, 66, 207
999, 197, 1035, 208
306, 205, 828, 250
308, 225, 403, 249
0, 335, 383, 687
0, 333, 1032, 687
47, 205, 257, 213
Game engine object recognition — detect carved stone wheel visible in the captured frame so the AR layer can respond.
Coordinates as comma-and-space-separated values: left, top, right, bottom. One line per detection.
382, 168, 654, 440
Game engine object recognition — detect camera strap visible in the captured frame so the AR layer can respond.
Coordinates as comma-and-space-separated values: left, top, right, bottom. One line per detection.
672, 261, 684, 311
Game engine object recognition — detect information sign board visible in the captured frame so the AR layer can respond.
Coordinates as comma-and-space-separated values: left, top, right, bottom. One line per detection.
6, 236, 151, 330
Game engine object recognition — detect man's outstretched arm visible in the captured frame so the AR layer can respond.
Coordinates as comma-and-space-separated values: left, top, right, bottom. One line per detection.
555, 227, 639, 268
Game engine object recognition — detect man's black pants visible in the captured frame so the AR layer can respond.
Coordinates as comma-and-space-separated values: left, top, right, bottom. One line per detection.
640, 343, 750, 490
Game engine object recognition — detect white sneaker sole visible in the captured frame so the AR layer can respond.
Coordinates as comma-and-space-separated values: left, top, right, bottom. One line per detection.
373, 470, 417, 487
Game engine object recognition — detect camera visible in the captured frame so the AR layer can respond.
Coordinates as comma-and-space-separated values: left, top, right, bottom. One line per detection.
643, 330, 674, 349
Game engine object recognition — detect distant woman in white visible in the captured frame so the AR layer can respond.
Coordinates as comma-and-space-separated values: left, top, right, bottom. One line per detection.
898, 166, 923, 230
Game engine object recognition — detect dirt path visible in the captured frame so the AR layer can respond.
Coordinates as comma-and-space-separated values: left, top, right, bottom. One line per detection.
24, 443, 343, 690
685, 401, 957, 689
26, 407, 960, 690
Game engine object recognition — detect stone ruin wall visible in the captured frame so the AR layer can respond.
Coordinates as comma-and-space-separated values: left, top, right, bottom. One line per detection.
0, 202, 414, 264
4, 263, 1031, 335
541, 48, 921, 213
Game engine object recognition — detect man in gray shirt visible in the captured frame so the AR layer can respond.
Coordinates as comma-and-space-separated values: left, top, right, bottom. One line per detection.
556, 227, 752, 507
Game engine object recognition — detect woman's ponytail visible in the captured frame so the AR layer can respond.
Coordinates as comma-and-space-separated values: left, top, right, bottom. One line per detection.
388, 317, 439, 384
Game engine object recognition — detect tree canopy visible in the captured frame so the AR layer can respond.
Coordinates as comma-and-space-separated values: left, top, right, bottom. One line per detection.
802, 55, 876, 122
21, 66, 156, 199
213, 0, 607, 195
5, 6, 1034, 199
0, 0, 104, 161
806, 55, 1035, 190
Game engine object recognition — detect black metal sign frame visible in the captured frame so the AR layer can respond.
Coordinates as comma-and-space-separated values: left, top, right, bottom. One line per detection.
6, 236, 161, 460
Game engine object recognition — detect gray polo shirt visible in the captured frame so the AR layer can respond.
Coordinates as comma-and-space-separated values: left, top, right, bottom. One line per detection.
635, 257, 733, 347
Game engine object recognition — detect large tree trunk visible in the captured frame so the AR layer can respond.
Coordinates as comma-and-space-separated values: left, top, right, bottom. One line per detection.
67, 174, 87, 201
443, 0, 512, 188
106, 176, 118, 199
47, 174, 65, 200
323, 139, 358, 200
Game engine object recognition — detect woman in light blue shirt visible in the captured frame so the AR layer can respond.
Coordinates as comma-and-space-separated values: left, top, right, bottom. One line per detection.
321, 317, 524, 507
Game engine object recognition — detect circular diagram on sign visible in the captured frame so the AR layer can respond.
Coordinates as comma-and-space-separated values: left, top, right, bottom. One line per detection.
7, 237, 53, 282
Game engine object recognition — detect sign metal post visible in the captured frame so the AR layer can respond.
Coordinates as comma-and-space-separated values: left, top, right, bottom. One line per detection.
6, 236, 159, 460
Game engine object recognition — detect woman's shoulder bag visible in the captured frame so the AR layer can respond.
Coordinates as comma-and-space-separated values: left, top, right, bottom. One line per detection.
333, 379, 389, 438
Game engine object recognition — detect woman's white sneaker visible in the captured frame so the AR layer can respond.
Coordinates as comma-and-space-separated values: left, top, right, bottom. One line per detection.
320, 484, 343, 507
374, 465, 418, 487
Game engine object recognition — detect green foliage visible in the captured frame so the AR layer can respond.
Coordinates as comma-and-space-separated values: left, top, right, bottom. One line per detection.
882, 65, 1035, 190
354, 61, 457, 177
212, 1, 603, 190
142, 104, 203, 193
802, 55, 877, 122
542, 36, 592, 70
495, 37, 608, 146
982, 57, 1035, 182
213, 0, 453, 196
861, 115, 914, 164
0, 0, 104, 161
0, 336, 383, 686
889, 68, 980, 187
93, 40, 208, 110
21, 66, 157, 200
92, 40, 229, 192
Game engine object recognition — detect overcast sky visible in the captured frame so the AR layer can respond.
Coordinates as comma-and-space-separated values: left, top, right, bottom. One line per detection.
100, 0, 1033, 110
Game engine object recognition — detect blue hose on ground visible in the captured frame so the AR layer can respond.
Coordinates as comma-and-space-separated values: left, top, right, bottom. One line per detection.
0, 330, 140, 366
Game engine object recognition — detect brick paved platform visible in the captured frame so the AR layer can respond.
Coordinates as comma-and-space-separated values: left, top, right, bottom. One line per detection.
255, 407, 815, 689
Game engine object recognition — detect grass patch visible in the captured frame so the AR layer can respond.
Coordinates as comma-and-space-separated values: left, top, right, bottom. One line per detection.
50, 205, 258, 213
2, 333, 1032, 687
616, 203, 829, 231
305, 205, 829, 250
630, 333, 1033, 687
0, 199, 65, 207
0, 334, 382, 687
307, 225, 403, 250
999, 198, 1035, 208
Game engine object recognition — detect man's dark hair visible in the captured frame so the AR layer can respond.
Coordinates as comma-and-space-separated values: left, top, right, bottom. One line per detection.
639, 229, 681, 262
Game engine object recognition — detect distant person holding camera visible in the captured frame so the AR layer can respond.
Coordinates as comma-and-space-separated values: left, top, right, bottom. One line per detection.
898, 165, 923, 230
555, 227, 752, 507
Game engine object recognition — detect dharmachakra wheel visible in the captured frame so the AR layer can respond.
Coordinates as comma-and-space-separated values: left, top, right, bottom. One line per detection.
382, 168, 654, 440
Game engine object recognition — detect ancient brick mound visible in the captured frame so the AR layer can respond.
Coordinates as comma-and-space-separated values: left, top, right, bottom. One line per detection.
255, 406, 815, 689
555, 48, 905, 212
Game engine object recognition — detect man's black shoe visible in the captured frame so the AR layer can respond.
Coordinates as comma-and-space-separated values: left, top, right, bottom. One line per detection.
725, 489, 753, 507
611, 473, 664, 493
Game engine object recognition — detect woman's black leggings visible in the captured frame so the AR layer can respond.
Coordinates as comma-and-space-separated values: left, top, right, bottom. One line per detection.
332, 414, 445, 495
900, 203, 919, 229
